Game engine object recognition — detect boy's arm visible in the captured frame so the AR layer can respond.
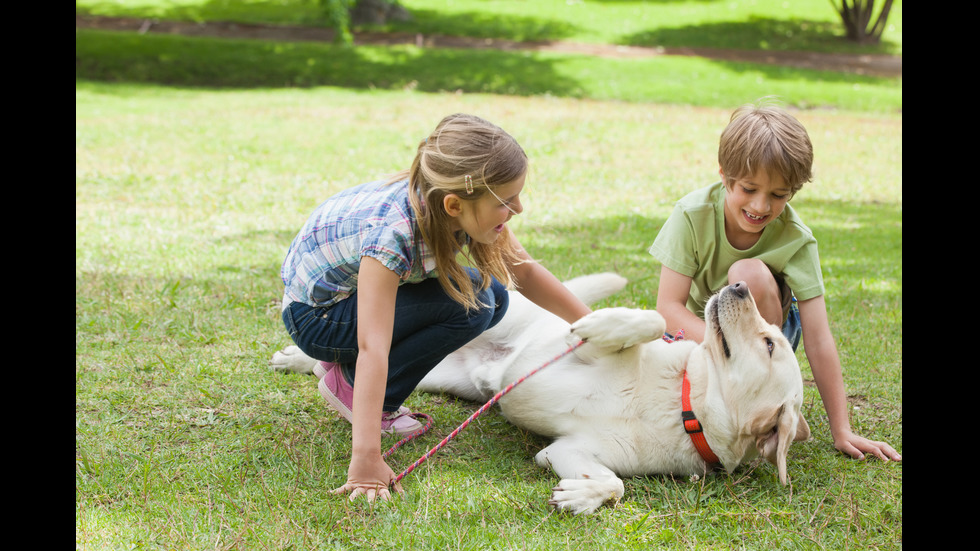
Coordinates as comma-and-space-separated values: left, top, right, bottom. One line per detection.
798, 295, 901, 462
656, 266, 708, 342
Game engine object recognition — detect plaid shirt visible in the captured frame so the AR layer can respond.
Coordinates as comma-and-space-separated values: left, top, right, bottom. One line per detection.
281, 179, 437, 309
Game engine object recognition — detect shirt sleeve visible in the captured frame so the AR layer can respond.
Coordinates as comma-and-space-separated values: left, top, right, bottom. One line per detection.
359, 224, 414, 279
648, 202, 704, 278
781, 238, 825, 301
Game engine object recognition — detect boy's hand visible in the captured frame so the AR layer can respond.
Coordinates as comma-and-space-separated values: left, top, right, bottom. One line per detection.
834, 430, 902, 462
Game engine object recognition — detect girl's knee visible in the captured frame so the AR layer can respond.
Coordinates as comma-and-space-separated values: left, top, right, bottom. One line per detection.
485, 281, 509, 330
474, 283, 508, 330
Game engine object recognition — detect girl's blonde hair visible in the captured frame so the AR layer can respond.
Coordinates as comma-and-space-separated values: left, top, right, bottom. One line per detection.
389, 113, 528, 311
718, 99, 813, 194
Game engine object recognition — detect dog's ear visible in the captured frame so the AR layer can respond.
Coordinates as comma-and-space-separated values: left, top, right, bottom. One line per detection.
751, 404, 802, 485
794, 413, 810, 442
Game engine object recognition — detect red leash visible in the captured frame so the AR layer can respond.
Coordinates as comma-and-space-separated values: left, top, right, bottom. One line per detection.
387, 340, 585, 485
386, 331, 697, 485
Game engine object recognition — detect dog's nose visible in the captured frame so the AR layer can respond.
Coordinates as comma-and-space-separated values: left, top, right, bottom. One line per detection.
731, 281, 749, 298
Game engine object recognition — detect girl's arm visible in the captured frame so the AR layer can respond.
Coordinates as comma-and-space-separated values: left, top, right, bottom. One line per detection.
656, 266, 707, 342
508, 233, 591, 324
331, 256, 403, 501
798, 295, 901, 462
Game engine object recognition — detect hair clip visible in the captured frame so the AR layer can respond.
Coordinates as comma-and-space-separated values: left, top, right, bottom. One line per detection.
464, 175, 474, 195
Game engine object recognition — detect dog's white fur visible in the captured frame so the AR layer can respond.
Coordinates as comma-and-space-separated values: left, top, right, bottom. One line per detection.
271, 273, 810, 514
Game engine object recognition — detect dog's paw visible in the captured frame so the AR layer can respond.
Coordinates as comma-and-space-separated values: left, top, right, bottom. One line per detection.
547, 477, 624, 515
269, 345, 317, 375
570, 308, 666, 351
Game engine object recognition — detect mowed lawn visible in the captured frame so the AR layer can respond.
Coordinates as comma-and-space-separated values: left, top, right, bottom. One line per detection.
76, 1, 901, 549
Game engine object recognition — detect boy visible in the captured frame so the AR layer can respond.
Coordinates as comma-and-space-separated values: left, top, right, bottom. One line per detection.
649, 100, 901, 462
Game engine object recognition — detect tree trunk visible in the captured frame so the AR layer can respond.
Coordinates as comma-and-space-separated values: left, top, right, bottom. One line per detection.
831, 0, 894, 44
350, 0, 412, 26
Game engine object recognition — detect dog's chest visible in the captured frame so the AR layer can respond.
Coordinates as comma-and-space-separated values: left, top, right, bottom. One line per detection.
501, 362, 673, 431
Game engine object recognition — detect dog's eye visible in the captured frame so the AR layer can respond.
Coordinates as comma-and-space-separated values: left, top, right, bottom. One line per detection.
765, 337, 774, 356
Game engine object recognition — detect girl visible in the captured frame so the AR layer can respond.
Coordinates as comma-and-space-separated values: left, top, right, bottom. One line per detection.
280, 114, 592, 502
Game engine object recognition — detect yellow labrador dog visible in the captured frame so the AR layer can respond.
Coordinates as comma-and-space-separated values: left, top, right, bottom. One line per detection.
271, 273, 810, 514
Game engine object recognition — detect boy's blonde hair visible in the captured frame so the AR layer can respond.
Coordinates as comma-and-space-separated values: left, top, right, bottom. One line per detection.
719, 99, 813, 194
390, 113, 527, 311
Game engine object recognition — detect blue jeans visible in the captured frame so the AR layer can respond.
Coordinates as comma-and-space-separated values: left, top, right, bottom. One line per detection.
282, 269, 509, 412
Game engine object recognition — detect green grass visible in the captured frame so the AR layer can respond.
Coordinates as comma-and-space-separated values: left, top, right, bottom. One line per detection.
76, 1, 902, 112
75, 27, 902, 112
76, 85, 901, 549
77, 1, 901, 549
77, 0, 903, 56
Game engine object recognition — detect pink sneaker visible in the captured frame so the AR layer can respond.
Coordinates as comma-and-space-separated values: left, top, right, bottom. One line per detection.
312, 361, 333, 380
317, 361, 353, 420
380, 408, 424, 437
315, 361, 423, 436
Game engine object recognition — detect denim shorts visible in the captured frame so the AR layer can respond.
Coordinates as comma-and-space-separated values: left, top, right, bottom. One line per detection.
781, 297, 801, 352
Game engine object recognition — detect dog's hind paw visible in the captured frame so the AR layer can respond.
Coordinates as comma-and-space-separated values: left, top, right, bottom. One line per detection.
269, 345, 317, 375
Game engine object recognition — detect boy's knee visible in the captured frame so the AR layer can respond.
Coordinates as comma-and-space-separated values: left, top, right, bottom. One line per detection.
728, 260, 782, 321
728, 259, 774, 288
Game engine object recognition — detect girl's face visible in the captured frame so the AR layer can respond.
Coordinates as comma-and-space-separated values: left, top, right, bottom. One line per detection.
722, 167, 792, 249
448, 172, 525, 245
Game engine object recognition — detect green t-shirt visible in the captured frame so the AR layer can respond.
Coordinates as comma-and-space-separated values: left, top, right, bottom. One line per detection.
648, 182, 824, 319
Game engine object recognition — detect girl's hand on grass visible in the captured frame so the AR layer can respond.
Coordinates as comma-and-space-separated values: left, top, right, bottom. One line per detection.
834, 430, 902, 462
332, 454, 403, 502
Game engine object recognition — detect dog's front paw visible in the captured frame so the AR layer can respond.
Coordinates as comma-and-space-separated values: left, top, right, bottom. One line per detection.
269, 345, 317, 375
548, 477, 624, 515
570, 308, 666, 351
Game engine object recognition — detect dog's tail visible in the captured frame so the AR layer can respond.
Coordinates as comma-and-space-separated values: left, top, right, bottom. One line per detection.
562, 273, 628, 305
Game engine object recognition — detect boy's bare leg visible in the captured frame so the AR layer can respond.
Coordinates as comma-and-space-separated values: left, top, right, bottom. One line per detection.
728, 259, 784, 326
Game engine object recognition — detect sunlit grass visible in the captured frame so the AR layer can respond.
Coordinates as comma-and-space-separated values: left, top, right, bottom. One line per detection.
77, 82, 901, 549
76, 0, 903, 55
76, 2, 900, 548
75, 28, 901, 112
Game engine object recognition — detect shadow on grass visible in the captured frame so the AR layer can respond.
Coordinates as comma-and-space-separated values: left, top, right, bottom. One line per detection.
623, 16, 900, 56
516, 198, 901, 316
791, 198, 902, 324
76, 0, 326, 27
383, 8, 582, 43
77, 0, 583, 42
76, 27, 899, 100
75, 198, 899, 495
75, 198, 898, 370
76, 29, 584, 95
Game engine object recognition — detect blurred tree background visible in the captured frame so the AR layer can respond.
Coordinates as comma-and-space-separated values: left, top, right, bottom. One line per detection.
323, 0, 896, 47
323, 0, 412, 44
831, 0, 894, 43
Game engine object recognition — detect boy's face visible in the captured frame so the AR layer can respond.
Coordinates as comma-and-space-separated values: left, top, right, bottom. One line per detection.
722, 168, 792, 247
